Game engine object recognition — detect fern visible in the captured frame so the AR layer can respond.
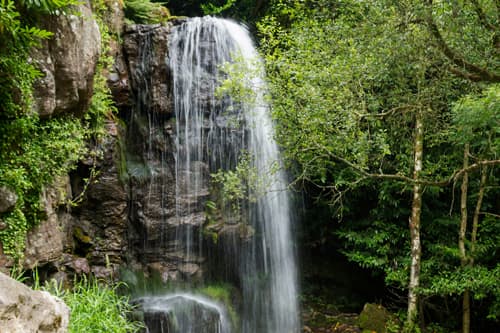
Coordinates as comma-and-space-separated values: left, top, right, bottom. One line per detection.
18, 0, 80, 14
123, 0, 169, 24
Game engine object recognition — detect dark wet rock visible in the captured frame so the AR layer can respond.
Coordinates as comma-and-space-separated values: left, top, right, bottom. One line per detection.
123, 24, 173, 115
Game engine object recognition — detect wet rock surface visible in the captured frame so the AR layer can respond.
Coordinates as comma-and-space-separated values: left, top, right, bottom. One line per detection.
123, 22, 209, 280
70, 120, 128, 278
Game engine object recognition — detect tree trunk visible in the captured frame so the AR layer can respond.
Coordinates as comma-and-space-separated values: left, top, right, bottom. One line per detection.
407, 110, 424, 327
461, 166, 488, 333
471, 166, 488, 263
459, 144, 470, 333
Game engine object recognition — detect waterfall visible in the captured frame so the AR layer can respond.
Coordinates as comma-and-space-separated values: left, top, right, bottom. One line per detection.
130, 16, 299, 332
168, 17, 299, 333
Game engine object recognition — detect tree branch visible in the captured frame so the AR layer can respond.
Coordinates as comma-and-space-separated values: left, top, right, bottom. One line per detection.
426, 18, 500, 82
471, 0, 498, 32
479, 211, 500, 219
312, 142, 500, 187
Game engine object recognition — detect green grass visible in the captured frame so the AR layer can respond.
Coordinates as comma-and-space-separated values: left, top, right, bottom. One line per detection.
44, 276, 144, 333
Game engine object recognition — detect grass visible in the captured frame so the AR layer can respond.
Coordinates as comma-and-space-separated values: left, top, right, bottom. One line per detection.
43, 276, 144, 333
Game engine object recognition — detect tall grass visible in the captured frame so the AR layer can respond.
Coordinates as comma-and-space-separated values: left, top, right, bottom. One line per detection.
43, 276, 144, 333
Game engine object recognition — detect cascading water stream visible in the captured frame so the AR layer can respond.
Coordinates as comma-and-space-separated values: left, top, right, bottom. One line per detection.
167, 17, 300, 333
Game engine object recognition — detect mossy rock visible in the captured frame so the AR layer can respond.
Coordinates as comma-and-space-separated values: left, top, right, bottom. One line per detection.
74, 226, 92, 245
358, 303, 394, 333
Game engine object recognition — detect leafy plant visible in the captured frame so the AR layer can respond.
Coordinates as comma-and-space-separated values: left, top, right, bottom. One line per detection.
123, 0, 170, 24
17, 0, 80, 14
210, 151, 262, 215
201, 0, 236, 15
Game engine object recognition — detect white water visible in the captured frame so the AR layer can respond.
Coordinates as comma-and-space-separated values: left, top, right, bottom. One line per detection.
137, 293, 231, 333
168, 17, 300, 332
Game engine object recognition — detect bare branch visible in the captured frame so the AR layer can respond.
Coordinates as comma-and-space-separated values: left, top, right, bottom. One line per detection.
479, 211, 500, 219
311, 142, 500, 187
353, 105, 412, 119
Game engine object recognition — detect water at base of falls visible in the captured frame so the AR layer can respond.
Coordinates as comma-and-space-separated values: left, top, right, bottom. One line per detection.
135, 16, 300, 333
136, 294, 231, 333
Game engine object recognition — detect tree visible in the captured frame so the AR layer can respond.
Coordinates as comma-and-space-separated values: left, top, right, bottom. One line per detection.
257, 0, 499, 330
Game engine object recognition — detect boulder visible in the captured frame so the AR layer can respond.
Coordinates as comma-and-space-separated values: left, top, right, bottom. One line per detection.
358, 303, 394, 333
0, 272, 69, 333
0, 186, 17, 213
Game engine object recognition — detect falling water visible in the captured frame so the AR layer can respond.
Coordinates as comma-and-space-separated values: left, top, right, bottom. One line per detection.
136, 294, 232, 333
168, 17, 300, 333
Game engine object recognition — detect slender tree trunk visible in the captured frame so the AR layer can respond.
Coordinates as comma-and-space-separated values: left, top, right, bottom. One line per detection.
461, 166, 488, 333
407, 110, 424, 327
459, 145, 471, 333
459, 144, 469, 267
459, 144, 470, 333
471, 166, 488, 263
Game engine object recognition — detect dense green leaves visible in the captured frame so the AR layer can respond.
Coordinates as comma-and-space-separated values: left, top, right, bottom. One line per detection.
256, 0, 499, 329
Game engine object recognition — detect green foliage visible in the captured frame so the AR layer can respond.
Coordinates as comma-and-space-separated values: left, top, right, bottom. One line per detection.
452, 84, 500, 157
0, 116, 86, 257
17, 0, 80, 14
123, 0, 170, 24
258, 0, 499, 329
0, 0, 118, 260
210, 151, 262, 215
43, 277, 144, 333
201, 0, 236, 15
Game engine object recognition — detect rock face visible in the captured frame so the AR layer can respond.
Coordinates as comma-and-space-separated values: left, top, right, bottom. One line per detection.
121, 22, 211, 280
0, 272, 70, 333
124, 24, 172, 115
70, 120, 128, 279
32, 0, 101, 117
0, 1, 127, 281
23, 176, 72, 269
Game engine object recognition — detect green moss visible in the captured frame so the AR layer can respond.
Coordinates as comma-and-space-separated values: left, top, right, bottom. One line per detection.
198, 284, 240, 331
73, 226, 91, 245
358, 303, 394, 333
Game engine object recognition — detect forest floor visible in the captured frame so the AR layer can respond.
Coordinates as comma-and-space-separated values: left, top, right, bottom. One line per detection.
301, 299, 362, 333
